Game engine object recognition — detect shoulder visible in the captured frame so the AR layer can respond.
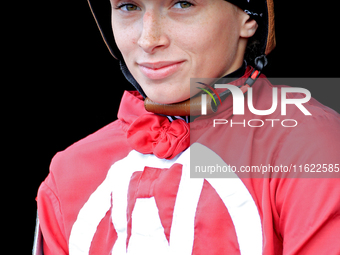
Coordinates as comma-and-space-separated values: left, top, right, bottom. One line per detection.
43, 119, 132, 207
255, 77, 340, 141
276, 86, 340, 152
37, 119, 133, 241
50, 119, 131, 185
267, 83, 340, 175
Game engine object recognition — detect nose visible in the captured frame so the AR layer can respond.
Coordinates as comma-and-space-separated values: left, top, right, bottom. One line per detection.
137, 11, 170, 54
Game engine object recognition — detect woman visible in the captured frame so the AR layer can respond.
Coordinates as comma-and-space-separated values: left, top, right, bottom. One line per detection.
34, 0, 340, 254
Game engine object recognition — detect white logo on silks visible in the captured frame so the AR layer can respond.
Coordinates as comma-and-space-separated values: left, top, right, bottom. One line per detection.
69, 143, 263, 255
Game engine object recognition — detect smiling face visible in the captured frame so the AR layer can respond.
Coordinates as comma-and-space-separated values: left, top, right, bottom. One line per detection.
110, 0, 257, 104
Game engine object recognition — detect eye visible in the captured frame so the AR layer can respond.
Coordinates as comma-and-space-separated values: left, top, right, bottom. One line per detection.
173, 1, 193, 9
117, 3, 141, 11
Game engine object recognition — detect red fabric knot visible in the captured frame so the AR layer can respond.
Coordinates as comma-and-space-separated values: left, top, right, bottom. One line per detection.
127, 114, 190, 159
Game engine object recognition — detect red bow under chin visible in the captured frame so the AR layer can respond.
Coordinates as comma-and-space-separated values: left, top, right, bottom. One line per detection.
127, 114, 190, 159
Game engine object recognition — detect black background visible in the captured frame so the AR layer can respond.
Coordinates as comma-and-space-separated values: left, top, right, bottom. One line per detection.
9, 1, 339, 253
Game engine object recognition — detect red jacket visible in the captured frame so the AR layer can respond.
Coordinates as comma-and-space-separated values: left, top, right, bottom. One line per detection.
35, 70, 340, 254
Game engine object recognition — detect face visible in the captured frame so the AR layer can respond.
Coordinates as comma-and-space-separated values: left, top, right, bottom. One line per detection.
110, 0, 256, 104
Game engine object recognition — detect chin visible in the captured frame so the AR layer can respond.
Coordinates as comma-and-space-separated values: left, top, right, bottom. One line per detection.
141, 81, 190, 105
146, 89, 189, 105
148, 94, 188, 105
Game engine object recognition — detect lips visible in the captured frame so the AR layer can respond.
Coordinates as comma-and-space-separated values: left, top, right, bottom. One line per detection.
138, 61, 185, 80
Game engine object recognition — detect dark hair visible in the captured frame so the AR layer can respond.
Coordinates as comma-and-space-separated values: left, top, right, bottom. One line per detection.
244, 31, 261, 66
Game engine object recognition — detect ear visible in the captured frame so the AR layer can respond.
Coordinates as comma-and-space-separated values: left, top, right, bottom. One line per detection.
240, 15, 258, 38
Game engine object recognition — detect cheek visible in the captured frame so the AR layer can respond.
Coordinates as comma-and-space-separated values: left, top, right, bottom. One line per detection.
112, 22, 139, 60
189, 19, 239, 76
115, 34, 135, 58
176, 5, 239, 72
171, 14, 238, 65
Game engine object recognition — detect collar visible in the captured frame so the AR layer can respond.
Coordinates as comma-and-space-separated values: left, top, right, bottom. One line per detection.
117, 91, 190, 159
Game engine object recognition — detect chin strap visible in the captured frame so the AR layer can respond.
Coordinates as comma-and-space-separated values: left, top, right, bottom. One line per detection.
144, 56, 268, 116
